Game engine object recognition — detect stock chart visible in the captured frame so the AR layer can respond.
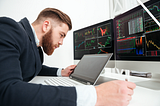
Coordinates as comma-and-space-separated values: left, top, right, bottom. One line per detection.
144, 1, 160, 32
115, 0, 160, 60
74, 20, 114, 60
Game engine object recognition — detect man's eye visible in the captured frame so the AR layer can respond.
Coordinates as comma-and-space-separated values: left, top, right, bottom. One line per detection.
61, 34, 64, 37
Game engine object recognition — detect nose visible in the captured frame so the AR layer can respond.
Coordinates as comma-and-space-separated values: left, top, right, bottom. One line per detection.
59, 38, 63, 45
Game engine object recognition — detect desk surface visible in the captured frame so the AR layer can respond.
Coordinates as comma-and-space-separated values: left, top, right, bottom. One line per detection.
30, 73, 160, 106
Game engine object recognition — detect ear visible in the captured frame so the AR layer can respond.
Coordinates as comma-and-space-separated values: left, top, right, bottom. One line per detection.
42, 20, 51, 33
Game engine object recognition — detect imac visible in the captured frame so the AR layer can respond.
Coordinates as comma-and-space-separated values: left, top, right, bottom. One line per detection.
114, 0, 160, 90
73, 20, 115, 69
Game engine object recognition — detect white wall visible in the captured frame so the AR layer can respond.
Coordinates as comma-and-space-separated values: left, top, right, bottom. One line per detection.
110, 0, 150, 18
0, 0, 110, 68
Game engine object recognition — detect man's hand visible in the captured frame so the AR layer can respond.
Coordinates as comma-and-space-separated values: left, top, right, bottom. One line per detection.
95, 80, 136, 106
61, 65, 76, 77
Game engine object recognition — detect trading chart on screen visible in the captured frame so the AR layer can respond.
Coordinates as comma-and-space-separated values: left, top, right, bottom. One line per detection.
114, 0, 160, 61
74, 20, 114, 60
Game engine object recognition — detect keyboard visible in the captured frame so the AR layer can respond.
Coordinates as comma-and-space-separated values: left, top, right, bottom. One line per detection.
44, 77, 84, 87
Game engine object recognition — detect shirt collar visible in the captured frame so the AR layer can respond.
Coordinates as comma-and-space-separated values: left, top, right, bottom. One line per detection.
30, 23, 39, 46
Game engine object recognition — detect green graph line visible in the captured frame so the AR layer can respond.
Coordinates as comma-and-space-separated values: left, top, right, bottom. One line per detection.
144, 5, 160, 13
85, 40, 96, 47
98, 37, 111, 47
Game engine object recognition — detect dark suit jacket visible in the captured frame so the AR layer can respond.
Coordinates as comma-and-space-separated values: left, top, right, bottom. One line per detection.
0, 17, 76, 106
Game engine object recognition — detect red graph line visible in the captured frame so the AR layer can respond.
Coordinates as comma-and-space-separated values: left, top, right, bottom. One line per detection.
117, 37, 136, 42
100, 28, 107, 36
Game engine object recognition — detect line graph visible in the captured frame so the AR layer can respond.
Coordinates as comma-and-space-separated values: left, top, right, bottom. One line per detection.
144, 5, 160, 13
146, 40, 160, 49
98, 49, 108, 54
145, 30, 160, 51
98, 36, 111, 48
144, 2, 160, 19
75, 41, 85, 50
117, 36, 144, 55
144, 14, 160, 32
85, 39, 97, 49
74, 32, 85, 42
145, 26, 160, 32
145, 20, 160, 28
74, 20, 114, 60
117, 38, 136, 54
84, 28, 96, 36
145, 16, 160, 27
97, 24, 110, 37
98, 28, 108, 36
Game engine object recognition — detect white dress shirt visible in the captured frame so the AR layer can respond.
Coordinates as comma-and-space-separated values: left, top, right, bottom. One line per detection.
30, 24, 97, 106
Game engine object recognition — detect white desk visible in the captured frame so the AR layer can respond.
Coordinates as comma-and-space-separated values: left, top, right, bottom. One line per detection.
30, 73, 160, 106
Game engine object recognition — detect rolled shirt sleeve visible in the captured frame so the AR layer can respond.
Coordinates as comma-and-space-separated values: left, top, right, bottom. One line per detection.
76, 85, 97, 106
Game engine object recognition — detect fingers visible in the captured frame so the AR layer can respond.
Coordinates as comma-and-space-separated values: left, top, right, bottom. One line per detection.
127, 95, 132, 101
126, 82, 136, 90
69, 65, 76, 69
68, 71, 72, 75
127, 88, 134, 96
67, 65, 76, 75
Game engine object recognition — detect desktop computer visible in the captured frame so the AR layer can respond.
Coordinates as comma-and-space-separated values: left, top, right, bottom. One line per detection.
113, 0, 160, 90
73, 0, 160, 90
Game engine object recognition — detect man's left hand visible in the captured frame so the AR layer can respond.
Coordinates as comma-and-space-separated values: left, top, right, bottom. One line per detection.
61, 65, 76, 77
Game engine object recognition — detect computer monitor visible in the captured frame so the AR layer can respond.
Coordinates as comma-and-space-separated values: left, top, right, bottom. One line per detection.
114, 0, 160, 90
73, 19, 115, 68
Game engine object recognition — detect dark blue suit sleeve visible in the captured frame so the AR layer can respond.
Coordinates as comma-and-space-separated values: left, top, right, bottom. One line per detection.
38, 65, 58, 76
0, 17, 77, 106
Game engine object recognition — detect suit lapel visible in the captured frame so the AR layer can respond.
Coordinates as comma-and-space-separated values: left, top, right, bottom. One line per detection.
18, 18, 42, 76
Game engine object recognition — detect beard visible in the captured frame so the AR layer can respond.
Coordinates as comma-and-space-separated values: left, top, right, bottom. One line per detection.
42, 29, 55, 55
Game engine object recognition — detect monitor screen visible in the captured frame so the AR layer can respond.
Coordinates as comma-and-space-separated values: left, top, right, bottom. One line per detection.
73, 19, 114, 60
114, 0, 160, 61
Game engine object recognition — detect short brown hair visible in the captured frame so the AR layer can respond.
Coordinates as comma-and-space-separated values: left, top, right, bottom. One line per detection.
35, 8, 72, 30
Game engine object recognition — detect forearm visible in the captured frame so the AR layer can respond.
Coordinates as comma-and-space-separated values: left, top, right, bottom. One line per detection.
38, 65, 58, 76
0, 81, 77, 106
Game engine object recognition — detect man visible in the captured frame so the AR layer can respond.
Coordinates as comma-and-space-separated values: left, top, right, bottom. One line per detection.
0, 8, 136, 106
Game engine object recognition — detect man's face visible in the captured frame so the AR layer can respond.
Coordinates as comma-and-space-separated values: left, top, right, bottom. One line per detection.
42, 23, 69, 55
